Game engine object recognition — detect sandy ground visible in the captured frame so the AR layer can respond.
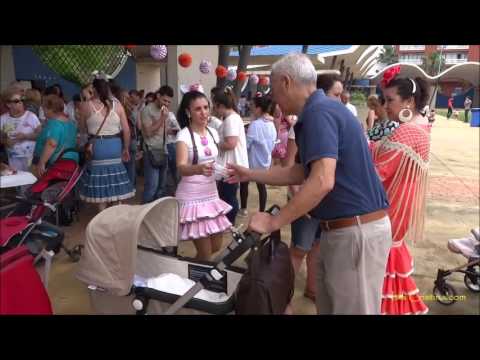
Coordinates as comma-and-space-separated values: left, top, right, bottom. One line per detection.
41, 112, 479, 315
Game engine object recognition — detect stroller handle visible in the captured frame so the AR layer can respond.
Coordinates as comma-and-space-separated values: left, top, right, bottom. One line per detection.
161, 205, 282, 315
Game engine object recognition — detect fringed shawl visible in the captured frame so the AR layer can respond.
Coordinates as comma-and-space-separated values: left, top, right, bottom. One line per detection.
371, 123, 431, 244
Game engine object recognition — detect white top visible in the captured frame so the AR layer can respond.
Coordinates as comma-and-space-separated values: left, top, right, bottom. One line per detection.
246, 117, 277, 169
141, 103, 167, 149
0, 110, 40, 159
176, 126, 220, 165
208, 116, 223, 133
86, 101, 121, 136
345, 102, 358, 117
217, 112, 249, 168
288, 125, 295, 140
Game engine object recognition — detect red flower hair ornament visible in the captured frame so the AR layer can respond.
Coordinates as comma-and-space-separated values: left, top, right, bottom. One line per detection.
381, 65, 401, 88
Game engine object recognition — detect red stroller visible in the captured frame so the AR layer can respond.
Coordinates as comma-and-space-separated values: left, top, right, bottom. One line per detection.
1, 150, 86, 286
0, 245, 53, 314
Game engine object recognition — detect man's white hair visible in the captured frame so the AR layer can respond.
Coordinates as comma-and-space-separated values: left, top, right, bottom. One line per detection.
271, 53, 317, 85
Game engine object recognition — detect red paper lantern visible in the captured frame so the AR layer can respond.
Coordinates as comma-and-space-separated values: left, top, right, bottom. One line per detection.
259, 76, 270, 86
237, 71, 247, 82
178, 53, 193, 68
215, 65, 228, 79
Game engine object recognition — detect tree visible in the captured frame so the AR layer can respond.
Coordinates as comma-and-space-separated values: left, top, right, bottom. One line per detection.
233, 45, 253, 97
217, 45, 232, 88
422, 51, 446, 76
377, 45, 398, 65
301, 45, 309, 54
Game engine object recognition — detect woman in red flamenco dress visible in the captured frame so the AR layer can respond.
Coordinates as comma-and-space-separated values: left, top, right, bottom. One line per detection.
370, 68, 432, 315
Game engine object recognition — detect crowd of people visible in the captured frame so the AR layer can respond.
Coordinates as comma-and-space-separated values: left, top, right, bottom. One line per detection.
1, 53, 435, 315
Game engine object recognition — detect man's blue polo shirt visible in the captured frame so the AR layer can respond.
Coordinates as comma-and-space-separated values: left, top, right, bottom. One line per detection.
294, 90, 389, 221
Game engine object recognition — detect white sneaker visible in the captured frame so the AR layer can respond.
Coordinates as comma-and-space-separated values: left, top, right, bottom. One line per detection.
239, 209, 248, 217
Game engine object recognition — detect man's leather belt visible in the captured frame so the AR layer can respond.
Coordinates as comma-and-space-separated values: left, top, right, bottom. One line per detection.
319, 209, 388, 232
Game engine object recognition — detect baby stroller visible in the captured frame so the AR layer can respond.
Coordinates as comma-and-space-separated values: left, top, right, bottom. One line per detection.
0, 245, 53, 314
0, 154, 85, 286
76, 197, 286, 315
433, 228, 480, 305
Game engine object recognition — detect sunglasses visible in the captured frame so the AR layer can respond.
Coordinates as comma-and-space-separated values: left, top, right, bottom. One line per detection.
8, 98, 24, 104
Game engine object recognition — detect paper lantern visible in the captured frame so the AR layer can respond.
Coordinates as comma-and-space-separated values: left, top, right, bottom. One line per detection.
215, 65, 228, 78
237, 71, 247, 82
250, 74, 259, 85
227, 69, 237, 81
259, 76, 270, 86
178, 53, 192, 68
150, 45, 167, 60
199, 60, 212, 74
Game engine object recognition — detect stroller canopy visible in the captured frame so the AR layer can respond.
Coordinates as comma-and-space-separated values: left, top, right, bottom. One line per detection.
76, 197, 179, 296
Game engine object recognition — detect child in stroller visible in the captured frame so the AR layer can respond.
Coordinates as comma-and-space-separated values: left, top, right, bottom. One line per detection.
433, 228, 480, 305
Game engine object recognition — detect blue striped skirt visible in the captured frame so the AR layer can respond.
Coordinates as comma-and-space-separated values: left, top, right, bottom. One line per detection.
79, 137, 135, 203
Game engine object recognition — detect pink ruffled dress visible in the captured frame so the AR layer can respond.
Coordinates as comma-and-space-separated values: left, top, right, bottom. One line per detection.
175, 126, 232, 241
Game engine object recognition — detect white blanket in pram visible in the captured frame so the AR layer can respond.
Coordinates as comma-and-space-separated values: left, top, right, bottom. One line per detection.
447, 228, 480, 259
133, 274, 229, 303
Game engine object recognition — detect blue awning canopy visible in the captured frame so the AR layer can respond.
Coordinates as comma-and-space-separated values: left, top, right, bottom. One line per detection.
230, 45, 353, 57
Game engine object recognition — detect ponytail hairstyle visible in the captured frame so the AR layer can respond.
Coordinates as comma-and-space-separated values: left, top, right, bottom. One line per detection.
92, 78, 112, 113
385, 76, 430, 112
213, 86, 237, 111
177, 90, 209, 129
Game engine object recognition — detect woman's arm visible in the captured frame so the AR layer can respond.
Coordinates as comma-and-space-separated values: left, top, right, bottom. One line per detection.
117, 103, 131, 162
220, 136, 238, 151
366, 109, 375, 130
36, 138, 57, 177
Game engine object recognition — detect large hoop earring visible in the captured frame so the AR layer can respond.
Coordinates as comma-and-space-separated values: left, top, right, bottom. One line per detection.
399, 106, 413, 122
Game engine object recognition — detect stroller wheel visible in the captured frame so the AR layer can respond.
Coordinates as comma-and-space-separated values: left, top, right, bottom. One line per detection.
68, 245, 83, 262
464, 265, 480, 293
433, 283, 457, 305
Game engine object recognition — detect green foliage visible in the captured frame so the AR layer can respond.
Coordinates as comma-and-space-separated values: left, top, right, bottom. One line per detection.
350, 90, 367, 106
377, 45, 398, 65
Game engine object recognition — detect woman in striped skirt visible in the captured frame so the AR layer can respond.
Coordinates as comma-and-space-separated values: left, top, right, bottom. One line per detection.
78, 78, 135, 213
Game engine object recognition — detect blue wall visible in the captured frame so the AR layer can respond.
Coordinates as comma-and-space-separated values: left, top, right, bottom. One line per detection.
436, 87, 475, 108
12, 46, 136, 100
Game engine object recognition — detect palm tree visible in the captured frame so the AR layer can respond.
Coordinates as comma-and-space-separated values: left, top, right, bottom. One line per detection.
377, 45, 398, 65
422, 51, 446, 76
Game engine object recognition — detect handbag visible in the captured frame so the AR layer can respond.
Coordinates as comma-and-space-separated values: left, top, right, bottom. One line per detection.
145, 124, 166, 168
234, 230, 295, 314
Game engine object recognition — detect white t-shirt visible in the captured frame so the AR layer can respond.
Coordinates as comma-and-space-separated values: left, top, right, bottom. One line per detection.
176, 126, 220, 165
208, 116, 223, 133
0, 110, 41, 159
288, 125, 295, 140
217, 112, 249, 168
345, 102, 358, 117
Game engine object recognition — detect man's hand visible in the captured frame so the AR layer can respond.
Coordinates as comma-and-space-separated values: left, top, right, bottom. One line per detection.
226, 163, 251, 183
13, 132, 27, 141
248, 212, 279, 234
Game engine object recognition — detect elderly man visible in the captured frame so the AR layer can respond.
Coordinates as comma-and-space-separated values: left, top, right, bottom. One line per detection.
227, 53, 392, 315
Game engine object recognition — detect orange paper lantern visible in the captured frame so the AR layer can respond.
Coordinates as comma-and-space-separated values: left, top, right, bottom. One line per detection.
215, 65, 228, 78
237, 71, 247, 82
178, 53, 193, 68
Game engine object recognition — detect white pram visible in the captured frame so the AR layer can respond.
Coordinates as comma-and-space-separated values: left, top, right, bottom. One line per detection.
76, 197, 246, 315
433, 228, 480, 305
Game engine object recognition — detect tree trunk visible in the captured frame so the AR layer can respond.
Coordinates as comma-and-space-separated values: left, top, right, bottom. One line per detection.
233, 45, 253, 97
302, 45, 309, 54
217, 45, 231, 88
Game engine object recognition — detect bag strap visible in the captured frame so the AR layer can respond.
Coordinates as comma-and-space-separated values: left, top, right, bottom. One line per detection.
91, 100, 111, 138
187, 126, 198, 165
205, 127, 219, 151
